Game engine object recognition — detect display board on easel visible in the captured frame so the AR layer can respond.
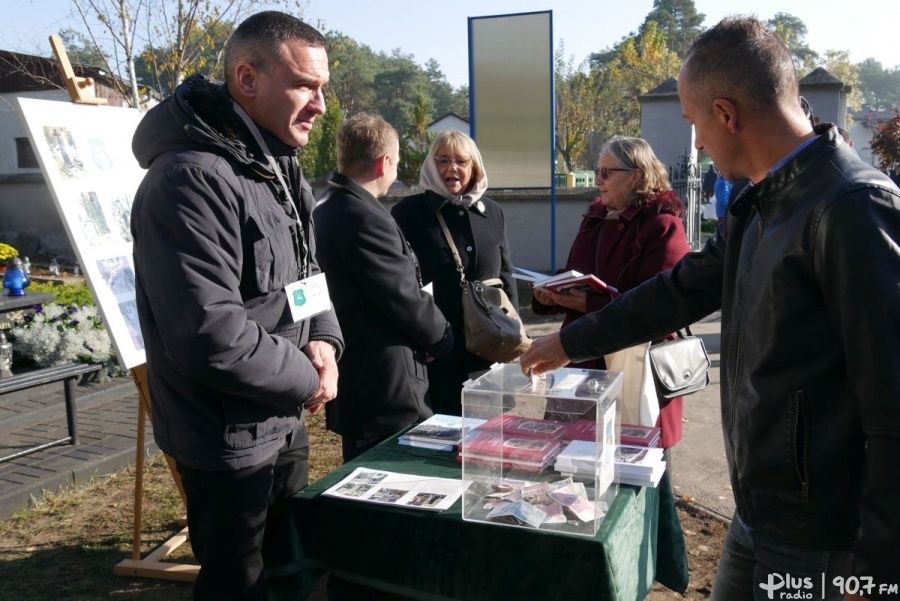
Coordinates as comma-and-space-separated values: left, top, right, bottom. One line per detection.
15, 36, 198, 583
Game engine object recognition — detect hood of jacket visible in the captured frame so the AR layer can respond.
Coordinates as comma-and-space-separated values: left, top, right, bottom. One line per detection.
132, 74, 275, 179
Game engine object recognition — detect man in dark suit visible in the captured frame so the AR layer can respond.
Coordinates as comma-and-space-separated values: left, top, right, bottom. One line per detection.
314, 112, 453, 463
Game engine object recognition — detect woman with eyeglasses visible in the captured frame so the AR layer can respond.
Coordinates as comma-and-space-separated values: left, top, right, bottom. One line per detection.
392, 130, 518, 416
532, 135, 690, 448
533, 135, 691, 589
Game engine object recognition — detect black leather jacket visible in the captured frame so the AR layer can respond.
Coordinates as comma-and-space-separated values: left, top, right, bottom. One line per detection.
561, 125, 900, 590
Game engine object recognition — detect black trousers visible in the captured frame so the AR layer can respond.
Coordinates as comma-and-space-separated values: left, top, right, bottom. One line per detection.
177, 423, 309, 601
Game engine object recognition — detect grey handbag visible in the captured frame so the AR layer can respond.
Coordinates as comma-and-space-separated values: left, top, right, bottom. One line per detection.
435, 211, 531, 363
647, 327, 711, 399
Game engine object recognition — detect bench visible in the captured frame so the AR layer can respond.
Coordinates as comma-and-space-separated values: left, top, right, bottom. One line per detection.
0, 362, 103, 464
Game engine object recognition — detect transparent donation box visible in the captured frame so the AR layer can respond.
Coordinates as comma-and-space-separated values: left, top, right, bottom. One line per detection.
460, 364, 622, 537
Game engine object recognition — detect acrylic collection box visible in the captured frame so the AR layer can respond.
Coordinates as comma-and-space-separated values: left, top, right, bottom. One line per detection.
460, 363, 622, 537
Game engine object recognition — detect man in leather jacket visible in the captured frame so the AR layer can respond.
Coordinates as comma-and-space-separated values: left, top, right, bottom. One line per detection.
131, 12, 342, 600
521, 17, 900, 601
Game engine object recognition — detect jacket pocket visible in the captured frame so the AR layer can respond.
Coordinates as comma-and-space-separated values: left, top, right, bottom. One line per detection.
247, 203, 300, 293
222, 399, 292, 450
792, 391, 810, 502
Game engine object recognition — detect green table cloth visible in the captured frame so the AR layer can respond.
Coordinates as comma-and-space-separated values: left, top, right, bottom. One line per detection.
265, 433, 685, 601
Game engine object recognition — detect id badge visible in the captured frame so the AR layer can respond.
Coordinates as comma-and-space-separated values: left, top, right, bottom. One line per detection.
285, 273, 332, 323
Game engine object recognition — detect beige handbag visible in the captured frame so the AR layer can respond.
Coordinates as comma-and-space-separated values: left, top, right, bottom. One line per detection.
604, 342, 658, 427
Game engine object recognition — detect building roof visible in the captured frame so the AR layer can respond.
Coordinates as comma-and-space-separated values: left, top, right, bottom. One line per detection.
0, 49, 128, 105
798, 67, 845, 88
639, 77, 679, 100
428, 112, 469, 127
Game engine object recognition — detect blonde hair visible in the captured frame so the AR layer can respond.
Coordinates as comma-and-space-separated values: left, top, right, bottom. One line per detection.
602, 136, 671, 207
336, 112, 397, 174
428, 131, 485, 194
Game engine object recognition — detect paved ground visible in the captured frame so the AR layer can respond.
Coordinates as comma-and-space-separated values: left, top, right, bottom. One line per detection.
0, 373, 156, 521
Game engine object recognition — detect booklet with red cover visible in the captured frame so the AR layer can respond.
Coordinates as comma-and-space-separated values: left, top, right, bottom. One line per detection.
478, 414, 567, 441
513, 268, 618, 295
463, 430, 562, 465
620, 424, 661, 448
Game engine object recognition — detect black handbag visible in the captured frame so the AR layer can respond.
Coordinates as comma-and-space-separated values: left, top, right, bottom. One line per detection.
647, 327, 711, 399
436, 212, 530, 364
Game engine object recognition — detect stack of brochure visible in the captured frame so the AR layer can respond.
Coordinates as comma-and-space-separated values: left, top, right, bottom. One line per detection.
554, 440, 666, 488
456, 414, 581, 472
459, 429, 564, 472
620, 423, 661, 448
398, 414, 486, 451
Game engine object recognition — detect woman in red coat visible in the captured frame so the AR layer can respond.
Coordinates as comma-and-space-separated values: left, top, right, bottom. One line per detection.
533, 135, 691, 591
533, 135, 690, 447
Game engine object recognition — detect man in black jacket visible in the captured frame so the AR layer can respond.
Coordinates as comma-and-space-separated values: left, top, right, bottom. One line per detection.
131, 12, 342, 601
521, 17, 900, 601
314, 113, 453, 463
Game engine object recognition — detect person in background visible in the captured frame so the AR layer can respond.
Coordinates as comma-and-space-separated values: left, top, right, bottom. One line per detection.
521, 16, 900, 600
714, 172, 733, 223
130, 12, 343, 601
392, 131, 518, 416
702, 163, 718, 202
314, 113, 453, 463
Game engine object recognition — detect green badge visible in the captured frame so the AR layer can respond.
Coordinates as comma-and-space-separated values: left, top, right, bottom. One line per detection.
293, 289, 306, 306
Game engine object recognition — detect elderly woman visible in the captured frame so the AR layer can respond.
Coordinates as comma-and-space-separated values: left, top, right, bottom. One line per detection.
392, 131, 518, 416
532, 135, 690, 447
533, 135, 691, 590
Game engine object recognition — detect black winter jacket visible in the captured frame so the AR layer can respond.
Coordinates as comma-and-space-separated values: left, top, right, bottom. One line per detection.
314, 173, 453, 439
560, 125, 900, 590
391, 191, 518, 415
131, 75, 343, 471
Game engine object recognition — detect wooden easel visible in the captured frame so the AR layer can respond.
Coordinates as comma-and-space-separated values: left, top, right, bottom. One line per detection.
48, 35, 107, 106
48, 35, 199, 583
112, 365, 198, 581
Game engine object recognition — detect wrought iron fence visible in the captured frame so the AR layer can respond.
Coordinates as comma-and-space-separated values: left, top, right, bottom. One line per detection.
669, 160, 703, 250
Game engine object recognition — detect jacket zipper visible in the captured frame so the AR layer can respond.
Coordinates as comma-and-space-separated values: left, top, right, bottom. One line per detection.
793, 390, 810, 501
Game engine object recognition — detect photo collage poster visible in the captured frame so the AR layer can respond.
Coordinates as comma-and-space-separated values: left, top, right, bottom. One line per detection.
16, 97, 147, 368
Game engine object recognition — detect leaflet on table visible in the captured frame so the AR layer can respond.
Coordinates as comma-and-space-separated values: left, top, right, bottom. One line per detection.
322, 467, 470, 512
512, 267, 618, 295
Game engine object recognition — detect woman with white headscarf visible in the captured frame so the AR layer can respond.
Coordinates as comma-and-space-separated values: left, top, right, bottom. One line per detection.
392, 130, 518, 416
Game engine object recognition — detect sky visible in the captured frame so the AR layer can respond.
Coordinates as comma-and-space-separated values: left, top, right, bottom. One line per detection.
6, 0, 900, 89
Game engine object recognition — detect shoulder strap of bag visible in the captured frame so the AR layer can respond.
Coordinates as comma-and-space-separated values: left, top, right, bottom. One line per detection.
435, 210, 467, 287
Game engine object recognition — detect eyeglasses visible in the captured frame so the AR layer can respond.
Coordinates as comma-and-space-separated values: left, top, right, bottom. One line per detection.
434, 156, 471, 169
594, 166, 632, 180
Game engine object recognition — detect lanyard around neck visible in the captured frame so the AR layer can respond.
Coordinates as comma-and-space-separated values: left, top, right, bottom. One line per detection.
232, 101, 294, 202
232, 101, 309, 279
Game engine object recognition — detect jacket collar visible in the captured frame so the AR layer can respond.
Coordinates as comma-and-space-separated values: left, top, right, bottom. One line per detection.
423, 189, 488, 217
322, 171, 383, 206
732, 123, 840, 219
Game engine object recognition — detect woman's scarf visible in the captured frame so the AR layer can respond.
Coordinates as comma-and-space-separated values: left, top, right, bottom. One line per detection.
419, 143, 489, 211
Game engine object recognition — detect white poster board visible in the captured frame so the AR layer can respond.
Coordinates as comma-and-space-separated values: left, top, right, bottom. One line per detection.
15, 97, 147, 369
469, 11, 553, 188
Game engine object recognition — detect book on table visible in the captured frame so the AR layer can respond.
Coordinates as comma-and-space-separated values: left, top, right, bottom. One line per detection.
512, 267, 618, 295
620, 423, 661, 448
458, 430, 563, 472
398, 414, 486, 452
553, 440, 666, 487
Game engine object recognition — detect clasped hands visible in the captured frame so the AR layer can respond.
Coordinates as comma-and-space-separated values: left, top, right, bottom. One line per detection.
303, 340, 338, 415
